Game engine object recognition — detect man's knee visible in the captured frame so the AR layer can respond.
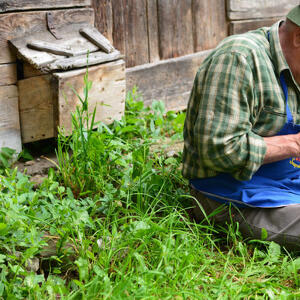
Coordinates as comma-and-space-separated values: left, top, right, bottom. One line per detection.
190, 188, 233, 224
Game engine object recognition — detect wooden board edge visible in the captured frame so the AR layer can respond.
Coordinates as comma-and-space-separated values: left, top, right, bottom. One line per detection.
0, 85, 21, 152
126, 50, 212, 111
230, 17, 283, 35
226, 0, 299, 20
0, 0, 92, 13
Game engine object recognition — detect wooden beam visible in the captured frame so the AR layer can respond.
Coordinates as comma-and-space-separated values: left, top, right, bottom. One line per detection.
146, 0, 160, 63
0, 63, 17, 86
18, 75, 57, 143
227, 0, 298, 20
230, 17, 282, 35
157, 0, 194, 59
0, 0, 91, 13
0, 8, 94, 64
192, 0, 227, 52
0, 85, 21, 152
111, 0, 126, 57
126, 50, 211, 111
123, 0, 149, 67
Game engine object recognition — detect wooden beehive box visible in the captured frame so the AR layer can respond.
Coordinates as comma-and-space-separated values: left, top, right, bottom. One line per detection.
10, 22, 125, 143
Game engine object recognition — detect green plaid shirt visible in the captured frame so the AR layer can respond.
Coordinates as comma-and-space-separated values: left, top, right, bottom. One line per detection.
182, 21, 300, 181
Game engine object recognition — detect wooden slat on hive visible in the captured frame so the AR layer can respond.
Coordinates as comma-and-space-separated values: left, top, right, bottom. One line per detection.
192, 0, 227, 52
230, 17, 282, 35
0, 63, 17, 86
146, 0, 160, 63
0, 85, 21, 152
123, 0, 149, 67
54, 59, 125, 134
126, 50, 211, 112
0, 8, 94, 64
157, 0, 194, 60
48, 50, 122, 71
18, 75, 57, 143
0, 0, 91, 13
92, 0, 113, 44
227, 0, 298, 20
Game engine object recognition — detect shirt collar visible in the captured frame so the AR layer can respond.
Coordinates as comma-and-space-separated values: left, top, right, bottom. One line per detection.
268, 21, 290, 76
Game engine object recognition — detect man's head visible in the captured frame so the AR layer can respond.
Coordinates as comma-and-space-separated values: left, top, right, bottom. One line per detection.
279, 5, 300, 85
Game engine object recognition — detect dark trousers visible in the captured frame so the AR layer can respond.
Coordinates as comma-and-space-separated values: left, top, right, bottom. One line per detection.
191, 187, 300, 251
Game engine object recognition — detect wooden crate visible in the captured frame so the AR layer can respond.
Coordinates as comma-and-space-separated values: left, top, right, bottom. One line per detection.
18, 60, 125, 143
10, 22, 125, 143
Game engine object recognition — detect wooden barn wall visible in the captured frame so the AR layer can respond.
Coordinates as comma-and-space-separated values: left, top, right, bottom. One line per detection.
92, 0, 227, 68
92, 0, 227, 110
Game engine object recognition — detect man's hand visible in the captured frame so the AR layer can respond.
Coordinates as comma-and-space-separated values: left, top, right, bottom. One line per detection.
263, 133, 300, 164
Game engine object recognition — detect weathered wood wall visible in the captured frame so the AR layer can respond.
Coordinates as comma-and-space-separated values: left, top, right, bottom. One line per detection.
92, 0, 227, 68
91, 0, 297, 110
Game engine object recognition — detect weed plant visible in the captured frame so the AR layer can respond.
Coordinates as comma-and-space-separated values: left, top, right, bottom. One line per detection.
0, 74, 300, 298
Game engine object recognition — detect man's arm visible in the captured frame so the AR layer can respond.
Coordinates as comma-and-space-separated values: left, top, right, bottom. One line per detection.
188, 52, 267, 181
263, 134, 300, 164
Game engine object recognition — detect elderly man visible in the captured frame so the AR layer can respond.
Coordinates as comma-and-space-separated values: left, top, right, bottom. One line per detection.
183, 5, 300, 249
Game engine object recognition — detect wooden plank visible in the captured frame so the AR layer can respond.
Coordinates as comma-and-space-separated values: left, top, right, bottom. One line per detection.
157, 0, 193, 60
111, 0, 125, 57
55, 59, 125, 134
0, 0, 91, 13
146, 0, 160, 63
0, 63, 17, 85
126, 50, 211, 111
92, 0, 113, 44
0, 8, 94, 64
0, 85, 21, 152
230, 17, 282, 35
18, 75, 57, 143
123, 0, 149, 67
27, 41, 75, 56
48, 50, 122, 71
227, 0, 299, 20
192, 0, 227, 52
80, 27, 114, 53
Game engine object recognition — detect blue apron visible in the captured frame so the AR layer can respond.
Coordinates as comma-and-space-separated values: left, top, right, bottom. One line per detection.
190, 72, 300, 208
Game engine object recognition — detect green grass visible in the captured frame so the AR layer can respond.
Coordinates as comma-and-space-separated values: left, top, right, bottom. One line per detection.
1, 80, 300, 299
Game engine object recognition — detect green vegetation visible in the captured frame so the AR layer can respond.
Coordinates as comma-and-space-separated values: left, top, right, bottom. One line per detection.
1, 72, 300, 299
